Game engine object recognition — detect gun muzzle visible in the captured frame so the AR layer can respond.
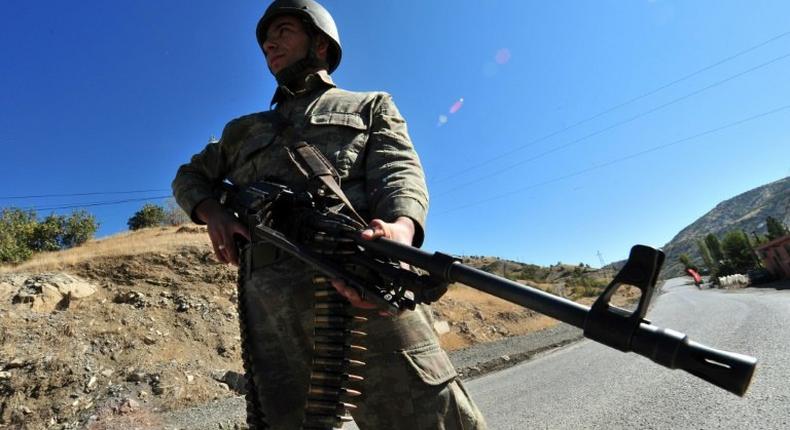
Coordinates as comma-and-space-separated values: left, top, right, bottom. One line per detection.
631, 323, 757, 396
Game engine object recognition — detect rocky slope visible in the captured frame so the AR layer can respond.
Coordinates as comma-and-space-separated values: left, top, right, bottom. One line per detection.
0, 227, 617, 429
660, 176, 789, 277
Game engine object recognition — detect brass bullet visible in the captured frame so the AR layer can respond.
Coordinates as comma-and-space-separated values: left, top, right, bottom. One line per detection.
312, 275, 330, 284
314, 302, 347, 309
308, 384, 362, 398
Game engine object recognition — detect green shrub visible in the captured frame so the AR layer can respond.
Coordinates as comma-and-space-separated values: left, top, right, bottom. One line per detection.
128, 203, 167, 230
0, 208, 97, 264
0, 208, 37, 263
766, 216, 789, 240
61, 210, 98, 247
721, 230, 758, 274
29, 214, 65, 252
678, 253, 697, 272
569, 285, 601, 299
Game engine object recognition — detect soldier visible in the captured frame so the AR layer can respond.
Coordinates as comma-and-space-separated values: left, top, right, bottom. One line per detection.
172, 0, 487, 428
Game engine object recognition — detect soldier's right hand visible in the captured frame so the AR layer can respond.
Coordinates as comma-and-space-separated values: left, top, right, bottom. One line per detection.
195, 199, 251, 266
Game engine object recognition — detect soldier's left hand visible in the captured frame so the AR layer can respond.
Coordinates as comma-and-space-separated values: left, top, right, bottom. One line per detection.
331, 217, 415, 315
359, 217, 414, 246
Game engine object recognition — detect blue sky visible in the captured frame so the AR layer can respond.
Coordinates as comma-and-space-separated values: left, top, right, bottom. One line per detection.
1, 0, 789, 267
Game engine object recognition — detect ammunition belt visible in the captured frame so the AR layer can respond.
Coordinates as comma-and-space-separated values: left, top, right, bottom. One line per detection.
237, 261, 367, 429
302, 275, 366, 429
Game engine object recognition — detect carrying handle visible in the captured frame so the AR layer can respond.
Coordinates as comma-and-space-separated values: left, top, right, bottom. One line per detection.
584, 245, 664, 351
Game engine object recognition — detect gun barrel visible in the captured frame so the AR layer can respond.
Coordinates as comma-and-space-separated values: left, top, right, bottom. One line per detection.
362, 236, 589, 325
360, 236, 756, 396
631, 323, 757, 396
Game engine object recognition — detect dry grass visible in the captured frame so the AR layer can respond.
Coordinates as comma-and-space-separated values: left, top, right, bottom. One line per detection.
434, 284, 559, 351
0, 226, 210, 274
1, 225, 644, 428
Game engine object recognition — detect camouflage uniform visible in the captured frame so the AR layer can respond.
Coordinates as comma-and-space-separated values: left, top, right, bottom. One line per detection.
172, 71, 487, 429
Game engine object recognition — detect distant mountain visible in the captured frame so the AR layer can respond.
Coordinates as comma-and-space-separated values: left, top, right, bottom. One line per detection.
660, 176, 790, 278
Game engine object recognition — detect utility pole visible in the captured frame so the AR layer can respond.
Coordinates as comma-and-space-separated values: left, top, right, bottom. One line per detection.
597, 251, 606, 267
597, 251, 608, 279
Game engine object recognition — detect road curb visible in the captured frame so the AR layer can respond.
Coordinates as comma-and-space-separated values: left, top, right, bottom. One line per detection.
449, 323, 584, 380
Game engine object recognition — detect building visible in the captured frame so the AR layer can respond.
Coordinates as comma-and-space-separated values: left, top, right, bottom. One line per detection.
756, 235, 790, 279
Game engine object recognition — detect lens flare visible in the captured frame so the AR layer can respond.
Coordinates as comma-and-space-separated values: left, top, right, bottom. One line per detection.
437, 98, 464, 127
449, 98, 464, 114
495, 48, 511, 65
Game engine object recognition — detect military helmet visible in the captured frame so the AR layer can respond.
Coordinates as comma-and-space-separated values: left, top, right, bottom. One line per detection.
256, 0, 342, 73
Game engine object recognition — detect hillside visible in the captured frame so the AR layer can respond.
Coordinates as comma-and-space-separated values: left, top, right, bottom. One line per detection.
660, 176, 790, 277
0, 227, 621, 429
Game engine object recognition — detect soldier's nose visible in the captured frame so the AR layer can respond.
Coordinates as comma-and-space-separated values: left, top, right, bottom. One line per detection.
262, 40, 277, 56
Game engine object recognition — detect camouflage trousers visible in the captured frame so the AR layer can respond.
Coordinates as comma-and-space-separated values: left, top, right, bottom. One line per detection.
238, 252, 487, 429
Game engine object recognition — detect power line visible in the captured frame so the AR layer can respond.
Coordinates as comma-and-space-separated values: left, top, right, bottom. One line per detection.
436, 104, 790, 214
0, 189, 170, 200
17, 195, 172, 212
431, 29, 790, 185
434, 50, 790, 197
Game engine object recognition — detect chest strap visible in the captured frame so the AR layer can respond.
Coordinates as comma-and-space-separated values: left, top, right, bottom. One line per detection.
273, 112, 367, 226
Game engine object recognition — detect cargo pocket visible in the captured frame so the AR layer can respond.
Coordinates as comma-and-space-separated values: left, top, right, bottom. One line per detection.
307, 111, 369, 175
400, 342, 458, 386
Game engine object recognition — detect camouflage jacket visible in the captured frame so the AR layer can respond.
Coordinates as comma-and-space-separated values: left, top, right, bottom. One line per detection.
172, 71, 429, 245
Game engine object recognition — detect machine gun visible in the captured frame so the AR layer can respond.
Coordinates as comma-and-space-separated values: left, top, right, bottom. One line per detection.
220, 180, 757, 398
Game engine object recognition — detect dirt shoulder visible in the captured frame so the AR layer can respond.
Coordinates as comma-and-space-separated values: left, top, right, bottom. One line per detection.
0, 227, 622, 429
152, 324, 585, 430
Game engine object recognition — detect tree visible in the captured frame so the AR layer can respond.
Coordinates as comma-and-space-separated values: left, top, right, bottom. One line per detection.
721, 230, 758, 273
766, 216, 789, 241
0, 208, 38, 263
29, 214, 65, 252
27, 211, 97, 252
128, 203, 167, 230
704, 234, 724, 265
61, 210, 98, 248
0, 208, 96, 264
678, 254, 697, 272
163, 198, 190, 226
696, 239, 715, 273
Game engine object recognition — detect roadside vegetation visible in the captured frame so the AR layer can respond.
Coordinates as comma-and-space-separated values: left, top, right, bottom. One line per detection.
462, 256, 611, 301
0, 199, 188, 265
0, 208, 98, 264
677, 216, 789, 282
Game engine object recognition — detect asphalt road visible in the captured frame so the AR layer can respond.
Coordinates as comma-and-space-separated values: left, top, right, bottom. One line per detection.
465, 278, 790, 429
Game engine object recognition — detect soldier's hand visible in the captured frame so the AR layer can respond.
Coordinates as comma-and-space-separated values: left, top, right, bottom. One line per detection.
330, 279, 379, 311
196, 199, 251, 266
331, 217, 416, 315
360, 217, 415, 247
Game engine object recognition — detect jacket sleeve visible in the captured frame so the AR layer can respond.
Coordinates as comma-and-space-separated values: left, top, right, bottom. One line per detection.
171, 122, 236, 224
365, 93, 429, 247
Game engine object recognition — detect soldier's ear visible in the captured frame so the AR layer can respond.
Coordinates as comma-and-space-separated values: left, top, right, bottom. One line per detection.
314, 35, 329, 61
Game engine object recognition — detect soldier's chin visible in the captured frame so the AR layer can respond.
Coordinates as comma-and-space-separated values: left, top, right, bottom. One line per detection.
267, 58, 283, 74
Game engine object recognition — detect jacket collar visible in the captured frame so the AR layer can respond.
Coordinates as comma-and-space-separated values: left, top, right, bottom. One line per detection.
270, 70, 335, 107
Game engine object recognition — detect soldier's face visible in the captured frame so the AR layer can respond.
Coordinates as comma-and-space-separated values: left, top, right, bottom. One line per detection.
262, 15, 311, 75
